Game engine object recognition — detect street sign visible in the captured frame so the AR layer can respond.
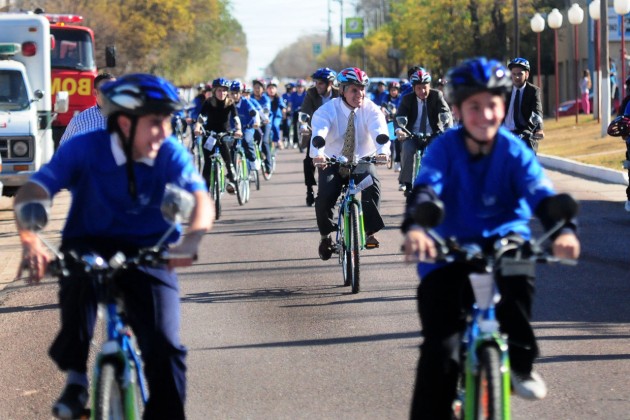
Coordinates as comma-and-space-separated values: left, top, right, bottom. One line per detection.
345, 17, 364, 39
312, 42, 322, 56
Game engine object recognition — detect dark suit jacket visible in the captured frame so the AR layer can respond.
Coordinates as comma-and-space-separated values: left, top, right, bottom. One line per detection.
301, 85, 340, 118
395, 88, 452, 135
509, 82, 543, 133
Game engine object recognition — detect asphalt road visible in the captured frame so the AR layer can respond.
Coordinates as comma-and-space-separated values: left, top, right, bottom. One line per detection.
0, 147, 628, 419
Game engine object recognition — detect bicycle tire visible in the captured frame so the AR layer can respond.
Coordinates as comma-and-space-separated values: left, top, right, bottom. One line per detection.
213, 161, 222, 220
94, 362, 125, 420
349, 202, 361, 294
473, 345, 504, 420
235, 153, 245, 206
340, 207, 351, 287
241, 153, 250, 203
250, 169, 260, 191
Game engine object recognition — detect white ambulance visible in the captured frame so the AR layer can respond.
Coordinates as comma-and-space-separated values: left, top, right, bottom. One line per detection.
0, 13, 68, 196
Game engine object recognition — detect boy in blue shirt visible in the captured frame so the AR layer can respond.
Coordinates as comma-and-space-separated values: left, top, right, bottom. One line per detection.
401, 58, 580, 419
14, 74, 212, 420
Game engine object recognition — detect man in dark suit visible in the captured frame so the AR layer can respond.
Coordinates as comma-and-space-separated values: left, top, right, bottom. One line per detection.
504, 57, 544, 152
395, 67, 452, 194
300, 67, 340, 206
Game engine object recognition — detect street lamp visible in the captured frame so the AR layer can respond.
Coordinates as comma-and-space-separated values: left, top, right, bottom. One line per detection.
614, 0, 630, 87
548, 8, 563, 121
589, 0, 601, 122
530, 13, 545, 89
568, 3, 584, 124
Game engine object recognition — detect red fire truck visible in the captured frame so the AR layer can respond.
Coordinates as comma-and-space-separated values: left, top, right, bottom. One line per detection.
43, 13, 115, 147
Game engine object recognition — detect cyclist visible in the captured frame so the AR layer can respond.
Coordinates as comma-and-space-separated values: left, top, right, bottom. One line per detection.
281, 82, 296, 147
288, 79, 307, 148
193, 77, 243, 194
400, 65, 422, 97
370, 80, 387, 105
251, 78, 273, 176
300, 67, 339, 207
400, 57, 580, 419
59, 73, 116, 145
310, 67, 390, 258
382, 80, 403, 172
230, 80, 259, 173
504, 57, 544, 152
14, 73, 212, 420
266, 77, 288, 151
395, 67, 452, 195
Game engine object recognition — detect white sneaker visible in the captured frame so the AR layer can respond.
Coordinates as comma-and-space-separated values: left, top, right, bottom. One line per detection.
398, 183, 406, 192
394, 162, 401, 172
511, 370, 547, 400
625, 201, 630, 212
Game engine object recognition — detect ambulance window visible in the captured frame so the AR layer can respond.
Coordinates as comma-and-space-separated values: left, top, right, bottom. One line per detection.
0, 70, 30, 111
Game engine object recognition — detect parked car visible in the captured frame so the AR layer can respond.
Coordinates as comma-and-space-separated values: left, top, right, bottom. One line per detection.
555, 93, 620, 117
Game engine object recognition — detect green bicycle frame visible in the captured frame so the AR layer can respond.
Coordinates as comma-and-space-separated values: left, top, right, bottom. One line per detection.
342, 180, 366, 249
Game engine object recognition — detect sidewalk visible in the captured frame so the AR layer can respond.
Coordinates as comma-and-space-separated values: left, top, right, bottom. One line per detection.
0, 156, 627, 291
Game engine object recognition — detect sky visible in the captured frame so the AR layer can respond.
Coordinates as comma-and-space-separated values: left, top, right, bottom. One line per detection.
229, 0, 357, 81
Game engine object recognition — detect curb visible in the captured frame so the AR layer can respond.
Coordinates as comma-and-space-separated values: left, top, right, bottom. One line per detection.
538, 154, 629, 186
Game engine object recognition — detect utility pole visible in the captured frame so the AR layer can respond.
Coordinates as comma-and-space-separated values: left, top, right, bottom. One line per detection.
513, 0, 519, 56
339, 0, 344, 59
327, 0, 332, 47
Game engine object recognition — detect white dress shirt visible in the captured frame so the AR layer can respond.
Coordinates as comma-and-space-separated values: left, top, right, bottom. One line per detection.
504, 86, 524, 131
309, 97, 390, 158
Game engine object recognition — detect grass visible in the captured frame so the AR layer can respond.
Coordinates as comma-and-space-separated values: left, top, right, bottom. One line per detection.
538, 114, 626, 171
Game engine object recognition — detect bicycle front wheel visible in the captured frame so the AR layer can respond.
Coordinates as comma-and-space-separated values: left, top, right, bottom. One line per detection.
212, 161, 222, 220
235, 153, 246, 206
94, 362, 125, 420
348, 202, 361, 294
473, 345, 505, 420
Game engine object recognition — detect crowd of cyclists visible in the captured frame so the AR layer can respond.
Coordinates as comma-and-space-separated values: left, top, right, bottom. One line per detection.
13, 56, 584, 419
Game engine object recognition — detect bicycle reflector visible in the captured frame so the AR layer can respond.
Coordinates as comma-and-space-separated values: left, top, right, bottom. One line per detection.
607, 115, 630, 137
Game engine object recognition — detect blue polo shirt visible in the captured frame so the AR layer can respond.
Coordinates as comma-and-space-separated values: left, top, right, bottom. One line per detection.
31, 130, 206, 247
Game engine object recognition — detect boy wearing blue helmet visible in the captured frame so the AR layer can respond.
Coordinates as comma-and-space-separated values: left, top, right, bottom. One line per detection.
14, 74, 212, 419
401, 58, 580, 419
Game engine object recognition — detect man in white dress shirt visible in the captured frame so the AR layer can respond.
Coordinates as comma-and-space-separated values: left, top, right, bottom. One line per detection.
310, 67, 390, 260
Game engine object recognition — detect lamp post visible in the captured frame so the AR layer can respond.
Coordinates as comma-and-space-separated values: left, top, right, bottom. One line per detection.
615, 0, 630, 88
568, 3, 584, 124
548, 8, 563, 121
530, 13, 545, 90
590, 0, 601, 122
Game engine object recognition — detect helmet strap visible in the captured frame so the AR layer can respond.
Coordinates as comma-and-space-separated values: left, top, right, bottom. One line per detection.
461, 123, 495, 159
114, 115, 139, 200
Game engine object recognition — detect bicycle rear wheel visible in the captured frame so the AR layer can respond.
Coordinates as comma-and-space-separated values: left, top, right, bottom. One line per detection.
473, 345, 505, 420
340, 208, 351, 287
348, 202, 361, 294
94, 362, 125, 420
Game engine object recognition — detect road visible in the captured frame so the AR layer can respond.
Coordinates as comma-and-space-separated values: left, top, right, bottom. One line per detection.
0, 147, 629, 419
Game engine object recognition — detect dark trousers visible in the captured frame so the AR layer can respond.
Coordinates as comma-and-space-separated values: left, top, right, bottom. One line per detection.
291, 112, 300, 146
315, 163, 384, 236
626, 139, 630, 200
49, 265, 187, 419
203, 139, 235, 184
410, 263, 537, 419
303, 145, 316, 189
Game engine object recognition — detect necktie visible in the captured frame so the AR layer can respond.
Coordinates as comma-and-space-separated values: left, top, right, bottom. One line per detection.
419, 100, 427, 134
513, 89, 522, 129
341, 110, 356, 160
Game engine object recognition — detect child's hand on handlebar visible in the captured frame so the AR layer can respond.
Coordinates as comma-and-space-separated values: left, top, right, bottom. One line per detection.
402, 228, 437, 263
552, 232, 580, 260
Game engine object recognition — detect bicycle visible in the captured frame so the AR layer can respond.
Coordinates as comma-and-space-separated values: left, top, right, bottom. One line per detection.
312, 135, 389, 294
233, 137, 250, 205
16, 184, 194, 420
201, 128, 232, 221
412, 194, 578, 420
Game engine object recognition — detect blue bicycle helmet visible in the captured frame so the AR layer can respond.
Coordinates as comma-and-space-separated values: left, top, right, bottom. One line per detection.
410, 68, 432, 85
312, 67, 337, 82
336, 67, 369, 87
444, 57, 512, 105
230, 80, 243, 92
99, 73, 184, 117
212, 77, 231, 89
508, 57, 531, 72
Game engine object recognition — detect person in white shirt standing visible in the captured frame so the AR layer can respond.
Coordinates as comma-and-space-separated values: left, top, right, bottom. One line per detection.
59, 73, 116, 145
310, 67, 390, 260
